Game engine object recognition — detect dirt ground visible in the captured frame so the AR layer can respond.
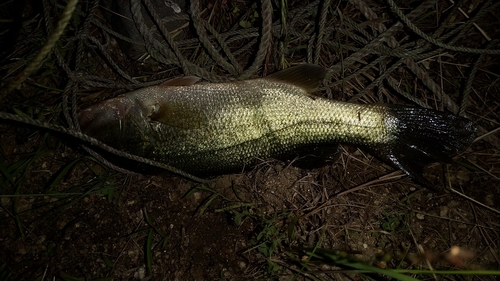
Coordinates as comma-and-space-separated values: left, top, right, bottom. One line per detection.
1, 0, 500, 280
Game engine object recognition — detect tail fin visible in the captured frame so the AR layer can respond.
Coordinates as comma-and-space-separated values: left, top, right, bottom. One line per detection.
370, 106, 477, 187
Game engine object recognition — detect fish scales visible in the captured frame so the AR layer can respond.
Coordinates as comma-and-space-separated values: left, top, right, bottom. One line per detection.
126, 79, 392, 172
78, 64, 477, 186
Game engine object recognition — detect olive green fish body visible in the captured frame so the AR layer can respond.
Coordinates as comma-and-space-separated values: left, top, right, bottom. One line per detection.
79, 65, 477, 186
102, 81, 390, 172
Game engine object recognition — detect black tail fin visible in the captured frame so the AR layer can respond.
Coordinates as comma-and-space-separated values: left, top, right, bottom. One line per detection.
369, 106, 477, 187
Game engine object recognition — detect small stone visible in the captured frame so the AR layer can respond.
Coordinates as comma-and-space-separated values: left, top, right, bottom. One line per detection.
376, 261, 387, 269
439, 206, 449, 217
456, 170, 470, 182
485, 195, 494, 206
134, 266, 145, 280
18, 244, 27, 255
16, 198, 32, 213
192, 192, 202, 204
1, 197, 10, 206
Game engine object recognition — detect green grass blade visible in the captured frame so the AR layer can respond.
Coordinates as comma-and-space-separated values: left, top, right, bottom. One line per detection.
198, 193, 219, 216
47, 158, 81, 191
146, 229, 153, 274
60, 271, 85, 281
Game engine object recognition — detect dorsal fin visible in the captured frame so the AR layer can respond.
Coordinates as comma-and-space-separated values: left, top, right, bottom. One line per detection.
265, 64, 327, 94
159, 76, 201, 87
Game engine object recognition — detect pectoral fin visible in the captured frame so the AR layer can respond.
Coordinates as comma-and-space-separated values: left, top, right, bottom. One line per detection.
149, 102, 205, 129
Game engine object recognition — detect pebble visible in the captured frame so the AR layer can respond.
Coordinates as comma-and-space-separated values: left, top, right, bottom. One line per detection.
134, 266, 146, 280
439, 206, 449, 217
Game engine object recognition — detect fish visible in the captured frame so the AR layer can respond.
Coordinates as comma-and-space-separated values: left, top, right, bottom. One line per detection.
78, 64, 477, 186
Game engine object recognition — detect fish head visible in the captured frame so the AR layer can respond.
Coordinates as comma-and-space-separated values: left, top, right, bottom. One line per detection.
78, 96, 149, 147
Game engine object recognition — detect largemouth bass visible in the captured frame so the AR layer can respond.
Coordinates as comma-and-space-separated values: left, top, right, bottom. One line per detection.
78, 64, 477, 186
